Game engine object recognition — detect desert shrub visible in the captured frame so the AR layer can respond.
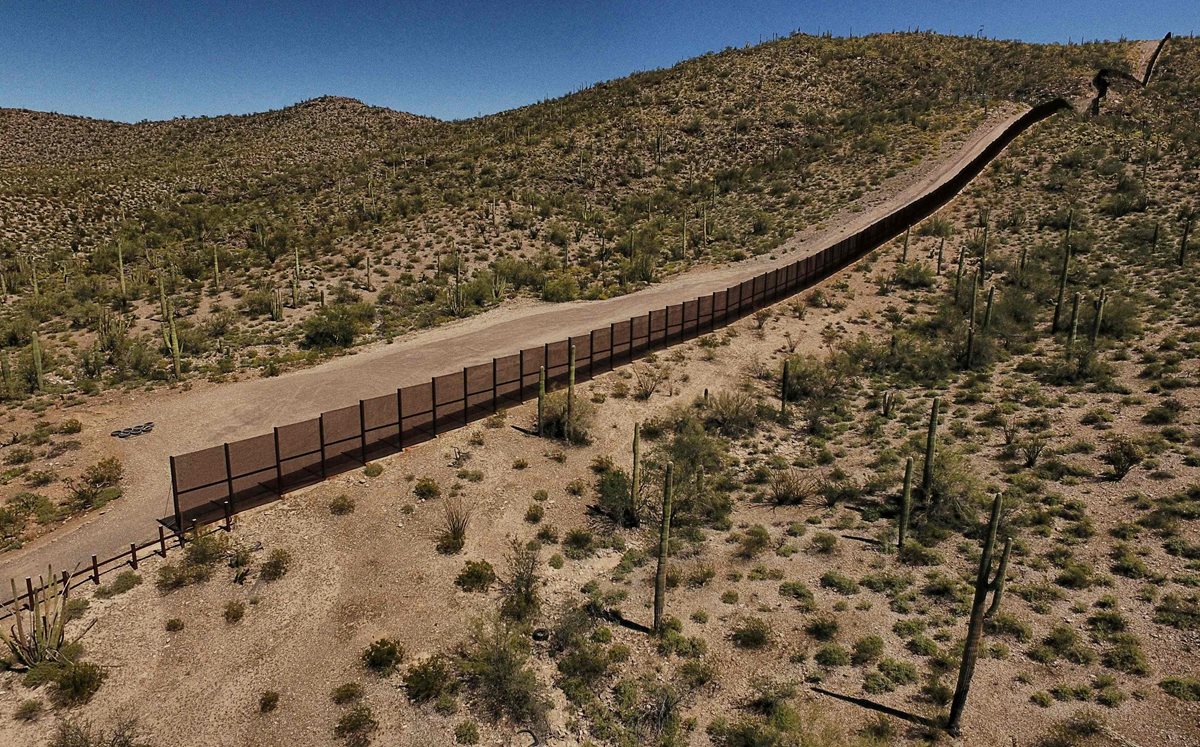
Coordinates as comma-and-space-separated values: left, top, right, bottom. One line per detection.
703, 390, 759, 436
1101, 435, 1144, 480
405, 656, 459, 703
893, 262, 936, 289
454, 720, 480, 744
223, 601, 245, 624
731, 617, 772, 649
456, 560, 496, 592
539, 391, 594, 445
815, 643, 851, 667
95, 571, 142, 599
523, 504, 544, 523
414, 476, 441, 500
363, 463, 383, 478
986, 612, 1032, 642
156, 530, 229, 591
737, 525, 771, 558
362, 638, 405, 675
778, 580, 815, 611
165, 618, 184, 632
66, 457, 124, 510
810, 531, 838, 554
820, 571, 859, 595
49, 718, 146, 747
259, 549, 292, 581
52, 661, 106, 706
330, 494, 355, 515
852, 635, 885, 665
459, 615, 550, 729
595, 465, 636, 527
330, 682, 363, 705
1037, 710, 1103, 747
806, 615, 839, 641
302, 304, 372, 349
1154, 593, 1199, 630
334, 705, 378, 742
258, 691, 279, 713
500, 540, 540, 623
437, 500, 471, 554
1029, 626, 1095, 665
1101, 634, 1149, 675
1159, 676, 1200, 701
767, 469, 818, 506
563, 528, 596, 559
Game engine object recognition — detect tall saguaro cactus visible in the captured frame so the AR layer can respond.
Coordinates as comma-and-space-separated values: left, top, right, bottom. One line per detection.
898, 457, 913, 551
1052, 210, 1073, 333
1180, 212, 1193, 266
779, 359, 790, 419
631, 423, 641, 523
947, 494, 1008, 736
1066, 291, 1081, 360
653, 463, 674, 635
30, 331, 44, 391
901, 225, 911, 263
1089, 289, 1107, 349
964, 275, 978, 369
921, 398, 940, 500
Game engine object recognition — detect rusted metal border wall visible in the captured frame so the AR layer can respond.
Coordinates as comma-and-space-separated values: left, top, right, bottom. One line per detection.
165, 99, 1069, 530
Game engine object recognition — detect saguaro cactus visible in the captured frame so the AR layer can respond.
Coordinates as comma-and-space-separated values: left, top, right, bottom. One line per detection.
1052, 210, 1073, 333
779, 359, 790, 419
985, 536, 1013, 619
117, 241, 128, 300
653, 463, 674, 634
1, 352, 12, 399
1018, 246, 1029, 285
964, 276, 978, 369
898, 456, 913, 551
168, 317, 182, 380
921, 398, 940, 500
1180, 212, 1193, 266
978, 219, 989, 282
536, 366, 546, 437
954, 247, 967, 303
1066, 291, 1081, 360
947, 494, 1008, 735
631, 422, 641, 522
30, 331, 44, 391
982, 286, 995, 332
1089, 289, 1107, 349
901, 225, 911, 263
936, 237, 945, 275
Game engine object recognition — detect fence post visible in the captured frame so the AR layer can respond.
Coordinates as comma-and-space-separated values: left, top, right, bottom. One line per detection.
91, 555, 100, 585
129, 543, 138, 570
462, 367, 469, 426
223, 442, 234, 506
431, 375, 439, 434
272, 427, 283, 495
169, 455, 183, 534
395, 388, 404, 448
318, 414, 328, 477
223, 500, 232, 531
491, 359, 498, 414
159, 525, 167, 557
359, 399, 368, 464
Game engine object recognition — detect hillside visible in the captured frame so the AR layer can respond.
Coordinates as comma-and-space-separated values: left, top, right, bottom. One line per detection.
0, 30, 1198, 747
0, 34, 1136, 398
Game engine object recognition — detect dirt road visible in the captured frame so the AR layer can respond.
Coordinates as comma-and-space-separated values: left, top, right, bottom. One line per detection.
0, 103, 1031, 585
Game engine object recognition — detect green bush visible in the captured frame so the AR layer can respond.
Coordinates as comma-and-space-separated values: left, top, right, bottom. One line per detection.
330, 494, 355, 515
334, 704, 378, 742
259, 549, 292, 581
95, 571, 142, 599
414, 476, 441, 500
459, 615, 550, 729
456, 560, 496, 592
404, 656, 459, 703
258, 691, 279, 713
815, 644, 850, 667
362, 638, 405, 675
52, 661, 106, 706
851, 635, 885, 665
1160, 676, 1200, 701
731, 617, 772, 649
331, 682, 363, 705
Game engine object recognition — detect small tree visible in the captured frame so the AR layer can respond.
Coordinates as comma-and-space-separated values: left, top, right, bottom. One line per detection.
1101, 435, 1144, 480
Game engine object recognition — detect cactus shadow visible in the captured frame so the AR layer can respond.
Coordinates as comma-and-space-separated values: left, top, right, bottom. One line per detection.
811, 686, 940, 730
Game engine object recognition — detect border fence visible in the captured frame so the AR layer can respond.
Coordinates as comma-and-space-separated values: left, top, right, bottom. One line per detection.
168, 98, 1070, 531
1, 97, 1072, 620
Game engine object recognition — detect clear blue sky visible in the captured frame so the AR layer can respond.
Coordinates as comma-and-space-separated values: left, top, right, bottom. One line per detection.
0, 1, 1191, 122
